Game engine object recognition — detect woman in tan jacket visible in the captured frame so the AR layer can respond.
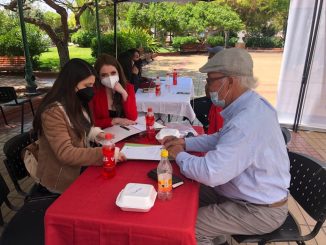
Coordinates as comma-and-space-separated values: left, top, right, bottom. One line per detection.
33, 58, 111, 193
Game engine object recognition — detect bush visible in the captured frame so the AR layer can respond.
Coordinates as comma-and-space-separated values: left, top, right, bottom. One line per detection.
245, 36, 284, 48
206, 36, 224, 47
91, 32, 137, 57
172, 36, 198, 49
90, 29, 159, 57
0, 24, 50, 67
71, 30, 96, 48
228, 37, 238, 47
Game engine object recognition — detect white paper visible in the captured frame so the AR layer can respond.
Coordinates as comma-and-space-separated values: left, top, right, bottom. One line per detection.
103, 125, 141, 143
121, 144, 162, 161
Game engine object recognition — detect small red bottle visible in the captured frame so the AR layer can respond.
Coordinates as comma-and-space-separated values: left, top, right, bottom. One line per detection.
172, 69, 177, 86
102, 133, 116, 179
145, 107, 155, 139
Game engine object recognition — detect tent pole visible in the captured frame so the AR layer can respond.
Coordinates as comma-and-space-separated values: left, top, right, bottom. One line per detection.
114, 0, 118, 58
95, 0, 101, 56
292, 0, 323, 132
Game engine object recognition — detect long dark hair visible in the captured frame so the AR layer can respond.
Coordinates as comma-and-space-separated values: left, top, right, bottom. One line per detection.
33, 58, 98, 139
94, 54, 127, 117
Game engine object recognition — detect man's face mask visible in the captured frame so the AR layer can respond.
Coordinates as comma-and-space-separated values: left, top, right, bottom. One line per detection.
209, 80, 230, 108
101, 75, 119, 89
76, 87, 94, 104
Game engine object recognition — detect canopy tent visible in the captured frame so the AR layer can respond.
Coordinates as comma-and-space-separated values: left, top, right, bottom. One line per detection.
276, 0, 325, 131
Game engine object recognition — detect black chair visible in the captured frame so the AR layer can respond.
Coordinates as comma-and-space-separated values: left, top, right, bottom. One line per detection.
183, 96, 212, 131
0, 172, 57, 245
281, 126, 292, 145
232, 151, 326, 245
3, 132, 38, 196
0, 87, 35, 133
0, 174, 19, 226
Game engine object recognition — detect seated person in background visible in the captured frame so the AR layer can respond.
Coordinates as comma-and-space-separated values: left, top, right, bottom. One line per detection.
33, 58, 123, 194
128, 48, 143, 77
118, 51, 141, 92
163, 48, 290, 245
191, 46, 224, 134
91, 54, 137, 128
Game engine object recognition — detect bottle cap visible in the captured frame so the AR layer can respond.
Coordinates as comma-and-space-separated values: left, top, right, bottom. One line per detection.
147, 107, 153, 112
161, 149, 168, 157
105, 133, 113, 140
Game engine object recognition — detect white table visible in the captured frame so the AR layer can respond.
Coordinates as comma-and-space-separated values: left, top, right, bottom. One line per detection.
136, 77, 196, 122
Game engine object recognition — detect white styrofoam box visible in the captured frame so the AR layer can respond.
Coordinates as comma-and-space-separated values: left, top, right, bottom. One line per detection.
116, 183, 157, 212
155, 128, 180, 143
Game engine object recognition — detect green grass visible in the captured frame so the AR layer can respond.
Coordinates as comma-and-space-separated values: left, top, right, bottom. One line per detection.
38, 46, 95, 71
157, 46, 178, 53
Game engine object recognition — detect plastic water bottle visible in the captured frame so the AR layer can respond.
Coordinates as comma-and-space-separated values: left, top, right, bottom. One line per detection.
146, 107, 155, 139
172, 69, 177, 86
102, 133, 116, 179
165, 73, 171, 93
157, 149, 173, 200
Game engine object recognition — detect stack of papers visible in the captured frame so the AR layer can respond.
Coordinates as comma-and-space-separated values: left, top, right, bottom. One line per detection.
103, 116, 164, 144
121, 143, 162, 161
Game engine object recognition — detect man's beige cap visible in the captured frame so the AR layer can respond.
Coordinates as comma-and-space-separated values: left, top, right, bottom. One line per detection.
199, 48, 253, 76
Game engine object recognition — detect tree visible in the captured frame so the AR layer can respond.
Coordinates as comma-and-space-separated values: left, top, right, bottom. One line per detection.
2, 0, 96, 67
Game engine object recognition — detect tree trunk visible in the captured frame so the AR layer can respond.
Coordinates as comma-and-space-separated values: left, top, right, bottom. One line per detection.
224, 30, 229, 48
56, 41, 70, 68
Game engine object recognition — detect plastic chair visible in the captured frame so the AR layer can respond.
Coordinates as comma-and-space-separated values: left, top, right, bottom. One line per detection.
232, 151, 326, 245
0, 173, 57, 245
3, 132, 38, 196
0, 174, 19, 226
281, 126, 292, 145
0, 87, 35, 133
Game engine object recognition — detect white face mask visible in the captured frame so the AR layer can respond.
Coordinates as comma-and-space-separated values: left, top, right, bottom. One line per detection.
209, 80, 229, 108
101, 75, 119, 89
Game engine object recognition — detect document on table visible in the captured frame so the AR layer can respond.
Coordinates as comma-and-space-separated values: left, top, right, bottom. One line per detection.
102, 117, 165, 144
121, 143, 162, 161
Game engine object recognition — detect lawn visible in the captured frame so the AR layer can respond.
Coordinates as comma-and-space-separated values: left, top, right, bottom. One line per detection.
38, 46, 95, 71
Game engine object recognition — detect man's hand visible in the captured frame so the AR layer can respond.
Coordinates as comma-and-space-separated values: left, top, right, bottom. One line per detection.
162, 136, 185, 149
166, 144, 184, 159
162, 136, 185, 159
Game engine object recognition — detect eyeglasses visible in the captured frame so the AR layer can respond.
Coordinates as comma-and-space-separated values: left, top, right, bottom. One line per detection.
206, 75, 229, 84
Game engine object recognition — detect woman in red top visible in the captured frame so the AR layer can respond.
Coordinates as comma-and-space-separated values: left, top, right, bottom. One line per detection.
90, 54, 137, 128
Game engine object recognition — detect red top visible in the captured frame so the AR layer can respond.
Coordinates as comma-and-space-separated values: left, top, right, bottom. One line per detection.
89, 83, 138, 128
207, 106, 224, 134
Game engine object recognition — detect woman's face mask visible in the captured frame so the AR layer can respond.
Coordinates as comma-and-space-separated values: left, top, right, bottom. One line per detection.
76, 87, 94, 104
101, 75, 119, 89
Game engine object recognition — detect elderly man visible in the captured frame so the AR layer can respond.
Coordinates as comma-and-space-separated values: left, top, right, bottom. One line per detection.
163, 48, 290, 245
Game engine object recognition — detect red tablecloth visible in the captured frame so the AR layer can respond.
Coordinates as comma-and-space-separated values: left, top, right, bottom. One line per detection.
45, 127, 203, 245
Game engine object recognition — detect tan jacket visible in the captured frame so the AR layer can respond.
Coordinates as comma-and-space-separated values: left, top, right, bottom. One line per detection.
36, 103, 103, 193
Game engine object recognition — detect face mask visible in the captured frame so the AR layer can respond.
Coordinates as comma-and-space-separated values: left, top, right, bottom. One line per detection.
76, 87, 94, 104
101, 75, 119, 89
209, 81, 229, 108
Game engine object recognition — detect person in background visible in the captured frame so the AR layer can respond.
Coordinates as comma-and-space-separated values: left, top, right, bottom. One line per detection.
91, 54, 137, 128
33, 58, 124, 194
128, 48, 143, 77
163, 48, 290, 245
118, 51, 141, 92
191, 46, 224, 134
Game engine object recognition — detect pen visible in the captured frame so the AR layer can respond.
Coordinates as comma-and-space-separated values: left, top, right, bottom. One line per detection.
120, 125, 130, 131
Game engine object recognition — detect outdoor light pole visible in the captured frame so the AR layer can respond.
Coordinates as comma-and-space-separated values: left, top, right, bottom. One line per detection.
17, 0, 37, 93
95, 0, 101, 56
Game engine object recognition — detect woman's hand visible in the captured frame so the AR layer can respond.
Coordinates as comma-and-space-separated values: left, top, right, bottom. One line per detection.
114, 82, 128, 101
95, 132, 106, 142
115, 147, 126, 162
112, 118, 136, 126
132, 65, 139, 75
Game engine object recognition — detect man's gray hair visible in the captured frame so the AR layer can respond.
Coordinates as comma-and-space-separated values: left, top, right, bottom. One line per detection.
237, 76, 258, 89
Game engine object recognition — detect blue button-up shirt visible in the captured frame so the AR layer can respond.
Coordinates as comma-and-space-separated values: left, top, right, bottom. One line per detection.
176, 90, 290, 204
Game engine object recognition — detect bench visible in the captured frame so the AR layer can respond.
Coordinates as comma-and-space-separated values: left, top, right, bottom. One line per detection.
180, 43, 208, 53
0, 56, 25, 72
